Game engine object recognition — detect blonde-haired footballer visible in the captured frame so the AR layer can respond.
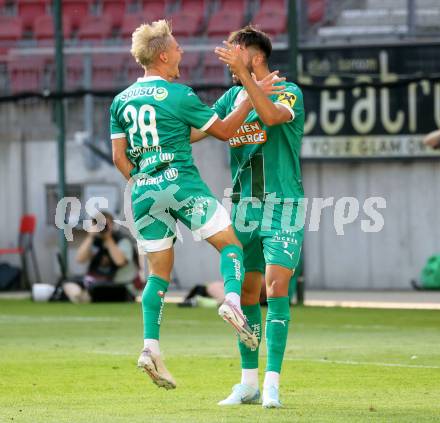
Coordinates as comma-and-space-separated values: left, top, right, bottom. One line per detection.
192, 26, 305, 408
110, 20, 284, 390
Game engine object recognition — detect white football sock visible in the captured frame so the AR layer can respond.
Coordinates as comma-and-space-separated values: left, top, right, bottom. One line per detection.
225, 292, 241, 309
241, 368, 259, 390
264, 371, 280, 389
143, 339, 160, 355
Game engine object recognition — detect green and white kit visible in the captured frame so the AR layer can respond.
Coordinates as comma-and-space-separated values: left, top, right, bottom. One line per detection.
212, 81, 305, 271
110, 76, 230, 252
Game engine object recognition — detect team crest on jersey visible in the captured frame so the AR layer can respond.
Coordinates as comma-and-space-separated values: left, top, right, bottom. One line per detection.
277, 92, 296, 108
228, 121, 267, 148
164, 167, 179, 181
154, 87, 168, 101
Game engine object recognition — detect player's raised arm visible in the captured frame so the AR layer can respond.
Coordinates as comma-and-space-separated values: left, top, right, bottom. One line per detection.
215, 43, 291, 126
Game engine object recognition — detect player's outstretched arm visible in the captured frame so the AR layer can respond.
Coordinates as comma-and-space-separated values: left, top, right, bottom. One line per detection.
215, 43, 291, 126
204, 97, 253, 141
424, 129, 440, 149
190, 128, 208, 143
112, 137, 135, 180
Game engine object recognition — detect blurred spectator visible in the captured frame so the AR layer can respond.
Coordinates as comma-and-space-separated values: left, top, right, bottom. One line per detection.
63, 212, 138, 303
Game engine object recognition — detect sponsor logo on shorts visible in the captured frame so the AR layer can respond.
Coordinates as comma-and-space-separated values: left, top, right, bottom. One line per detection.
228, 121, 267, 148
136, 175, 164, 186
139, 156, 157, 170
164, 168, 179, 181
159, 152, 175, 163
184, 196, 211, 217
283, 250, 294, 260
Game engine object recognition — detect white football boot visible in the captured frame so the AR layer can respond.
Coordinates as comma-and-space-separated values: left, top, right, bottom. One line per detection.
137, 348, 176, 390
262, 385, 282, 408
218, 384, 260, 406
218, 300, 258, 349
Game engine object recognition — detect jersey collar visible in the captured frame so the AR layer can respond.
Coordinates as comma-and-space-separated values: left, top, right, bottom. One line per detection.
137, 76, 166, 82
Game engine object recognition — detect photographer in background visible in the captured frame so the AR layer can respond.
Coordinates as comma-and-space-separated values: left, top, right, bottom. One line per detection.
63, 212, 138, 303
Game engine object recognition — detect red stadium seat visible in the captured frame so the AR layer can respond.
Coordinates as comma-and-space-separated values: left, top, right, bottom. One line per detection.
207, 11, 244, 37
141, 0, 166, 21
63, 0, 92, 28
121, 14, 146, 39
202, 52, 227, 84
102, 0, 126, 27
0, 17, 23, 42
178, 0, 205, 14
307, 0, 326, 24
65, 55, 84, 90
9, 57, 45, 93
34, 15, 72, 41
216, 0, 246, 14
78, 15, 113, 41
258, 0, 285, 14
171, 12, 203, 37
179, 51, 200, 83
252, 11, 287, 37
17, 0, 50, 29
92, 54, 125, 89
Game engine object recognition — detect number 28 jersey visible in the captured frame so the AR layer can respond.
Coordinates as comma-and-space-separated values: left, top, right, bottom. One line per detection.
110, 76, 218, 175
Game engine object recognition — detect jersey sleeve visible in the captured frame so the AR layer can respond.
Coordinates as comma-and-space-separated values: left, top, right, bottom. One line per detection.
274, 84, 303, 122
177, 87, 218, 131
212, 90, 229, 119
110, 98, 126, 140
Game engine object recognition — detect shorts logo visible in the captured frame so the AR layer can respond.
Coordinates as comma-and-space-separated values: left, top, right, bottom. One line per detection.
159, 152, 175, 163
154, 87, 168, 101
283, 250, 294, 260
164, 168, 178, 181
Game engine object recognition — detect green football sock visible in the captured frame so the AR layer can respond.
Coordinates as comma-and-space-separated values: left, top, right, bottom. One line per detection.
220, 245, 244, 296
142, 275, 169, 340
238, 303, 262, 369
265, 296, 291, 373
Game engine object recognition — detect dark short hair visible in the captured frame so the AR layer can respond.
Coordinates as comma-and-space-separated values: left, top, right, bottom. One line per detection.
228, 25, 272, 60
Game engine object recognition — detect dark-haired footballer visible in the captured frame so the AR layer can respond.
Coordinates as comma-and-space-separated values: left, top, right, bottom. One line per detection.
192, 26, 305, 408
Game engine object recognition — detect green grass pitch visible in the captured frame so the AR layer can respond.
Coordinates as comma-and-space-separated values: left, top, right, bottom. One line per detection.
0, 300, 439, 423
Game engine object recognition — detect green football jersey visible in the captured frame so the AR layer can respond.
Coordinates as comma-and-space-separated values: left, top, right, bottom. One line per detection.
213, 81, 304, 202
110, 76, 218, 176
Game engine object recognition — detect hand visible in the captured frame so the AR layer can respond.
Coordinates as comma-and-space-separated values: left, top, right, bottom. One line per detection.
252, 71, 286, 97
214, 42, 248, 78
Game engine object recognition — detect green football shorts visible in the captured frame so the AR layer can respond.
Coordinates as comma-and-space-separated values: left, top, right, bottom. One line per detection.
231, 198, 304, 273
131, 164, 231, 252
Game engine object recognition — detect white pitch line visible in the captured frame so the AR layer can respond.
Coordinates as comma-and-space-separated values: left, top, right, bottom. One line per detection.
304, 300, 440, 310
0, 315, 119, 323
286, 357, 440, 369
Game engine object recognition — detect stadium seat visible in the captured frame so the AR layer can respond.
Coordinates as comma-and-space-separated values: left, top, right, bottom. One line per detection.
34, 15, 72, 42
78, 15, 113, 41
63, 0, 92, 28
65, 55, 84, 90
307, 0, 326, 24
121, 14, 146, 40
0, 17, 23, 42
0, 214, 41, 288
17, 0, 50, 28
202, 52, 228, 84
92, 54, 125, 89
207, 11, 244, 37
252, 11, 287, 37
141, 0, 167, 21
126, 60, 143, 83
102, 0, 126, 27
258, 0, 285, 14
171, 12, 203, 37
9, 57, 45, 92
178, 0, 205, 14
216, 0, 246, 14
178, 51, 200, 83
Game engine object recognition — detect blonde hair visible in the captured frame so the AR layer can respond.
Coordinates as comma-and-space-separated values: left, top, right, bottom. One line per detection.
131, 20, 172, 68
